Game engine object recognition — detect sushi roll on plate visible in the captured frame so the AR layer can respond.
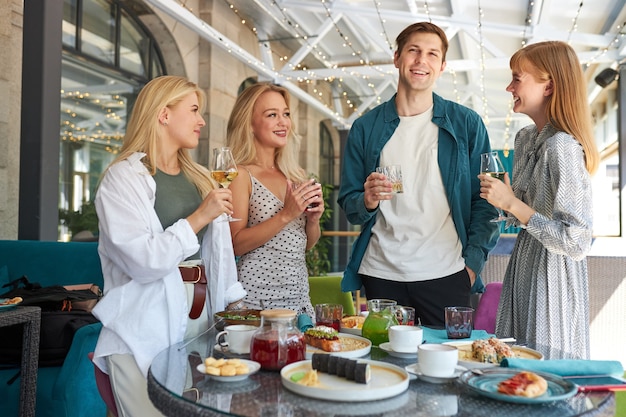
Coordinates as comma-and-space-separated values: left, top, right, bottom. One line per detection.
281, 359, 409, 402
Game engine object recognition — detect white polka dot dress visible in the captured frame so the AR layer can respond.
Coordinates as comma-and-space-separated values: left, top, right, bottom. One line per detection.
237, 174, 314, 318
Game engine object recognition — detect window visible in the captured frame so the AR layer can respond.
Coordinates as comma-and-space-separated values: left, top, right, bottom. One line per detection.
59, 0, 165, 240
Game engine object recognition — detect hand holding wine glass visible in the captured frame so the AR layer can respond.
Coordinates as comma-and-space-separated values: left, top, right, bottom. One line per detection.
211, 147, 240, 222
480, 151, 510, 223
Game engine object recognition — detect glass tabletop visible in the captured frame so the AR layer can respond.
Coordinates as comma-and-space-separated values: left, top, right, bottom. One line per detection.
148, 331, 615, 417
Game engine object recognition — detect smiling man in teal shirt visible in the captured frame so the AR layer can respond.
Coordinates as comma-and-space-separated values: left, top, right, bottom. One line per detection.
338, 22, 499, 326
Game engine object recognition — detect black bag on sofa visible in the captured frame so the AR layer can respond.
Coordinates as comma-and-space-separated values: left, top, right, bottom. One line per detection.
0, 276, 101, 367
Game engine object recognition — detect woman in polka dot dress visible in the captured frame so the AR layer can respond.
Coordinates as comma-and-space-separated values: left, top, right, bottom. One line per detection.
227, 83, 325, 319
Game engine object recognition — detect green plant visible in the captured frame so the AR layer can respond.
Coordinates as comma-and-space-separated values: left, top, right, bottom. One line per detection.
59, 200, 99, 237
306, 180, 333, 276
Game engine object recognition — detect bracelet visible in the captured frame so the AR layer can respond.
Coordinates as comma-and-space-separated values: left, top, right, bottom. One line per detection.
227, 299, 245, 310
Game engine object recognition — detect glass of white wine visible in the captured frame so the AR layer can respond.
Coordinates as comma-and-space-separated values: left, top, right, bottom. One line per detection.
211, 147, 240, 222
480, 151, 509, 222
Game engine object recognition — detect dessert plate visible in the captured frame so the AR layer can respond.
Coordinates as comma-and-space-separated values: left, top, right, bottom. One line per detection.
458, 368, 577, 404
196, 359, 260, 382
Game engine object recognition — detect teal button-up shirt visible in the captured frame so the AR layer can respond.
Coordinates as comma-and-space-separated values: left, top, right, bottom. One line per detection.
338, 93, 500, 293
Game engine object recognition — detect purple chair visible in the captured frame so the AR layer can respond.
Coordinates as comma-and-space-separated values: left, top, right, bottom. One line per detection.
88, 352, 118, 417
473, 282, 503, 334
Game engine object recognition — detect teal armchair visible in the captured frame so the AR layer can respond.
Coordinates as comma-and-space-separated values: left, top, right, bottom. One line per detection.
0, 240, 105, 417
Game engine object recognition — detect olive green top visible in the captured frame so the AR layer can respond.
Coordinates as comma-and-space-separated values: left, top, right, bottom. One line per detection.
154, 169, 205, 259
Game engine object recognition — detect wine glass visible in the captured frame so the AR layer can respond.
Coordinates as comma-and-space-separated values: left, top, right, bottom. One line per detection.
480, 151, 509, 222
211, 147, 240, 222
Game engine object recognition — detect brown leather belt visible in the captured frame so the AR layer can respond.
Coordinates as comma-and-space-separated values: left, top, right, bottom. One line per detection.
179, 265, 206, 319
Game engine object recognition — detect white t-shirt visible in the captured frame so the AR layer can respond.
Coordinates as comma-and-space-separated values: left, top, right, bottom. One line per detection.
358, 108, 465, 281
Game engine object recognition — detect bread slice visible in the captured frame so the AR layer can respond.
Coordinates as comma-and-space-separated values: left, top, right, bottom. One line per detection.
304, 326, 341, 352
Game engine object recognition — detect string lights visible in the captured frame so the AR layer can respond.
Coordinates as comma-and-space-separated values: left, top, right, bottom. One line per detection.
477, 1, 489, 126
423, 0, 432, 23
60, 89, 125, 154
567, 2, 584, 43
373, 0, 393, 51
585, 20, 626, 65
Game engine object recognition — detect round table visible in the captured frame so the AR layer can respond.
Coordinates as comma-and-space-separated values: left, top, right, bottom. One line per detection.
148, 332, 615, 417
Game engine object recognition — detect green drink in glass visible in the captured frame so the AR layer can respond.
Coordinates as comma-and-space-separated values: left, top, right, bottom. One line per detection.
361, 299, 400, 346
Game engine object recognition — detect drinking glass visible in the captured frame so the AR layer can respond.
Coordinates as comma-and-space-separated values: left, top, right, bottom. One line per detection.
480, 152, 509, 222
444, 306, 474, 339
211, 147, 240, 222
376, 165, 404, 195
314, 303, 343, 331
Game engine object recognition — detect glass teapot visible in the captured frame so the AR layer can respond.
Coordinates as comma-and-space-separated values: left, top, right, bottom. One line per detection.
361, 299, 408, 346
249, 309, 306, 371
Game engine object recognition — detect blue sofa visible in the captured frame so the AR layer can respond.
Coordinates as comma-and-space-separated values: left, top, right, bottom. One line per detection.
0, 240, 106, 417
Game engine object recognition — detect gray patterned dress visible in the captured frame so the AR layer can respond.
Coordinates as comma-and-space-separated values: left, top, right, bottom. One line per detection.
495, 124, 592, 359
236, 173, 315, 318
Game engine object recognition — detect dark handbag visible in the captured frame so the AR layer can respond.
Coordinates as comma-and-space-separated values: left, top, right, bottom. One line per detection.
0, 276, 101, 367
0, 276, 100, 311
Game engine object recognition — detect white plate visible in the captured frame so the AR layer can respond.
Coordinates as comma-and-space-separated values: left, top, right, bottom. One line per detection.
305, 333, 371, 359
404, 363, 466, 384
0, 298, 21, 310
196, 359, 261, 382
339, 326, 362, 336
379, 342, 417, 359
443, 341, 543, 369
281, 359, 409, 401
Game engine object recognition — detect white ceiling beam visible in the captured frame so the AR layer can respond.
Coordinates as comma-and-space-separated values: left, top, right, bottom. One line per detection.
280, 49, 620, 80
144, 0, 351, 128
281, 0, 616, 43
284, 13, 340, 70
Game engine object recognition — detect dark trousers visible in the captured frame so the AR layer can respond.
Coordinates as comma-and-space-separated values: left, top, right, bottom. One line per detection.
360, 269, 471, 326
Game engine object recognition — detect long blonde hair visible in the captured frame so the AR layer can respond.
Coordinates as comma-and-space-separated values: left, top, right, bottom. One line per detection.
107, 75, 215, 196
226, 83, 307, 182
510, 41, 599, 174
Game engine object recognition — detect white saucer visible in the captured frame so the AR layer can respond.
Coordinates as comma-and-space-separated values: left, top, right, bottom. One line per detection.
379, 342, 417, 359
404, 363, 466, 384
213, 344, 250, 358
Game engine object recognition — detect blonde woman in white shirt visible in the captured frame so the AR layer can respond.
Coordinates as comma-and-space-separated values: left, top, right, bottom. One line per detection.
92, 76, 246, 416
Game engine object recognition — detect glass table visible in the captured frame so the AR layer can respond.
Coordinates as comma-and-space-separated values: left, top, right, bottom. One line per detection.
148, 331, 615, 417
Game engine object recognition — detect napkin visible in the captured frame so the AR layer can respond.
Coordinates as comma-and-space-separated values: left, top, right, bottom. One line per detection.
422, 328, 494, 344
501, 358, 625, 377
297, 313, 314, 332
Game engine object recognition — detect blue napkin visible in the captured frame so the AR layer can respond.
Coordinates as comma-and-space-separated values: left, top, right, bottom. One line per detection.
501, 358, 625, 377
297, 313, 314, 333
422, 328, 494, 344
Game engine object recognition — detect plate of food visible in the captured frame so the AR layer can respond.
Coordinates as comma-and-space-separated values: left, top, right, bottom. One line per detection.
0, 297, 23, 310
340, 315, 365, 336
196, 357, 261, 382
213, 309, 261, 330
281, 355, 409, 401
304, 326, 371, 358
458, 368, 577, 404
444, 338, 543, 369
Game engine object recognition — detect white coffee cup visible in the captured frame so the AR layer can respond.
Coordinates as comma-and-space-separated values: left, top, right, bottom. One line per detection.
215, 324, 257, 354
388, 325, 423, 353
417, 344, 458, 378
